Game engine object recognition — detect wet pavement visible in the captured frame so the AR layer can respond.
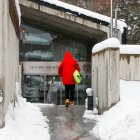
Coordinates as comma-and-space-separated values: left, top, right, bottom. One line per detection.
40, 105, 97, 140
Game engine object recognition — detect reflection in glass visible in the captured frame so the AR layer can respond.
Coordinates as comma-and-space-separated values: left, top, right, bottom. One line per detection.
23, 74, 91, 104
20, 24, 92, 62
23, 75, 60, 103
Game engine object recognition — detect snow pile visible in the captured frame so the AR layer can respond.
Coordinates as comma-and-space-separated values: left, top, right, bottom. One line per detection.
92, 39, 140, 54
86, 88, 93, 96
92, 37, 120, 54
89, 80, 140, 140
42, 0, 127, 33
0, 82, 50, 140
83, 110, 99, 121
120, 45, 140, 54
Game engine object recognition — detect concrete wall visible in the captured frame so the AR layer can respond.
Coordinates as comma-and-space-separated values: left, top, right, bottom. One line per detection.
0, 0, 19, 127
92, 39, 120, 114
120, 54, 140, 81
92, 42, 140, 114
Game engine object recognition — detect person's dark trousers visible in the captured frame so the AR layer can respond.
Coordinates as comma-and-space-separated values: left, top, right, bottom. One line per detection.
65, 84, 75, 101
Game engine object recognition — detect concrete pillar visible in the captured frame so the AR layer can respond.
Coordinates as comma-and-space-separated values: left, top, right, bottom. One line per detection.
92, 38, 120, 114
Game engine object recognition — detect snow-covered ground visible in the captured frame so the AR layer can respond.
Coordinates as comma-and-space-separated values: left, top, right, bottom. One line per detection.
84, 79, 140, 140
0, 85, 50, 140
0, 79, 140, 140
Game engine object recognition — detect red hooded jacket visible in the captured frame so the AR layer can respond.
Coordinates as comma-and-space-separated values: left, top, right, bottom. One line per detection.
58, 52, 81, 85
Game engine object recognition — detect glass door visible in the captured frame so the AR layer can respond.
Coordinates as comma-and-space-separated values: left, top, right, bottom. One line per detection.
23, 75, 61, 104
44, 75, 60, 104
23, 75, 48, 103
23, 74, 91, 104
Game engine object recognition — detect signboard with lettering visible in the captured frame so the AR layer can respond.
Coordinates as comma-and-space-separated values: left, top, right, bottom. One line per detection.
23, 61, 91, 75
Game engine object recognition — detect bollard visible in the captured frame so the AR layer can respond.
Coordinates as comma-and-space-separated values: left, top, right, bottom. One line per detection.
86, 88, 93, 110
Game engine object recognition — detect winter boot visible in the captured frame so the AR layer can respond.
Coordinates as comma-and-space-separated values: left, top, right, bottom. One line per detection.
65, 99, 70, 107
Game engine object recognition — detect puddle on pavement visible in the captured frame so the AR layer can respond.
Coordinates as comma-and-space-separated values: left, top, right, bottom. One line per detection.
40, 105, 98, 140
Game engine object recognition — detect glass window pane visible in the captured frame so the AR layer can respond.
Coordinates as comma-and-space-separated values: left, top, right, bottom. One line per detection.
20, 24, 92, 62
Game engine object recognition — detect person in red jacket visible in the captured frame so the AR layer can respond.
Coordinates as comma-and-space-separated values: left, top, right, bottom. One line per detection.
58, 51, 81, 107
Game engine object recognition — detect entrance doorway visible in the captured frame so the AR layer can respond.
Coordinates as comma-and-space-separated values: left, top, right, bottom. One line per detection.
22, 74, 91, 105
20, 23, 92, 105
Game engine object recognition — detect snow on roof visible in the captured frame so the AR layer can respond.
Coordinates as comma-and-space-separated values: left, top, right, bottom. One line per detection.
41, 0, 127, 33
120, 45, 140, 54
92, 39, 140, 54
92, 38, 120, 54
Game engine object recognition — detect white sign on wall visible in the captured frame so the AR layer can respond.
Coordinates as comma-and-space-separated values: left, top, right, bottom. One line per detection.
23, 61, 91, 75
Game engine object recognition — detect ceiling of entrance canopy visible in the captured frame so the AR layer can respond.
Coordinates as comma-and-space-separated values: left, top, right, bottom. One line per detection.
19, 2, 107, 43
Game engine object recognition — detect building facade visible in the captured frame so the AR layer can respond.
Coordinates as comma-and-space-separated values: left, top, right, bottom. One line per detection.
19, 0, 126, 105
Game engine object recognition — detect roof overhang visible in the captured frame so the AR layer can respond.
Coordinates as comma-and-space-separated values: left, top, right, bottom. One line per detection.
19, 0, 110, 43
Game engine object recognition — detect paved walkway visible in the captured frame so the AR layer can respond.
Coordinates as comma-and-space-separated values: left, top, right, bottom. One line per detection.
40, 105, 97, 140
